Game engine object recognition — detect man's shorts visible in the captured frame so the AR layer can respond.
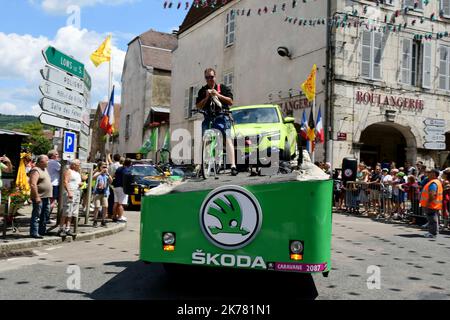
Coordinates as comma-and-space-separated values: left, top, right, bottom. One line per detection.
94, 194, 108, 208
113, 187, 129, 205
202, 115, 232, 139
52, 186, 59, 200
62, 191, 80, 218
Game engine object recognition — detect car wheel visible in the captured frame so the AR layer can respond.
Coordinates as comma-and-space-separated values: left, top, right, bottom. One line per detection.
281, 139, 291, 161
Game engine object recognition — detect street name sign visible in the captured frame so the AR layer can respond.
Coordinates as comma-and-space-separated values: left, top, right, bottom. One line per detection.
39, 98, 82, 122
424, 119, 446, 127
81, 109, 90, 126
424, 126, 446, 135
40, 80, 86, 109
424, 134, 446, 142
42, 46, 84, 79
41, 65, 85, 94
40, 113, 81, 132
423, 142, 446, 150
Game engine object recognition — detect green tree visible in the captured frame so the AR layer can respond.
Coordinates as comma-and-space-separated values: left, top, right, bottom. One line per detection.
20, 122, 53, 156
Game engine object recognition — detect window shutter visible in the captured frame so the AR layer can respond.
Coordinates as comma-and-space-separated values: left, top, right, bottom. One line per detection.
442, 0, 450, 17
401, 38, 412, 84
361, 31, 372, 78
439, 46, 448, 90
184, 88, 190, 119
422, 42, 432, 89
373, 33, 383, 80
404, 0, 415, 8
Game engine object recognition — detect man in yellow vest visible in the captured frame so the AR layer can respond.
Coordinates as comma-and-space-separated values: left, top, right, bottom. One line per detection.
420, 168, 443, 238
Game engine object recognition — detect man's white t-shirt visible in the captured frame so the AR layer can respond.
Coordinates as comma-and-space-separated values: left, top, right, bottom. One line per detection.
109, 162, 121, 178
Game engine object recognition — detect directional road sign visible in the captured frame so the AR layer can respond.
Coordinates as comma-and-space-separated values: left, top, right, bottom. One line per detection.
424, 134, 446, 143
42, 46, 84, 79
39, 98, 82, 122
424, 142, 446, 150
79, 132, 89, 150
80, 122, 90, 135
78, 148, 88, 162
39, 113, 81, 132
83, 70, 92, 91
41, 65, 85, 94
424, 119, 446, 127
81, 109, 90, 126
40, 80, 86, 109
64, 131, 77, 153
424, 126, 446, 135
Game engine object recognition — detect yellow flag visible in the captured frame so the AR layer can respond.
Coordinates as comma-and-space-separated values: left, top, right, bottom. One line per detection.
301, 64, 317, 102
90, 35, 111, 67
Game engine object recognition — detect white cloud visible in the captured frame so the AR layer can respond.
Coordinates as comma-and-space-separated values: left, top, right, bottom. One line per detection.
30, 0, 139, 14
0, 102, 17, 114
0, 26, 126, 115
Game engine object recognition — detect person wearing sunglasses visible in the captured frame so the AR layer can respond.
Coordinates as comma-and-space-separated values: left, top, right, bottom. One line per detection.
196, 68, 237, 176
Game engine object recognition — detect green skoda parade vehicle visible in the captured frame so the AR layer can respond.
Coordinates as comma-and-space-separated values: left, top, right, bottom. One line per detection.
230, 105, 298, 163
140, 172, 333, 277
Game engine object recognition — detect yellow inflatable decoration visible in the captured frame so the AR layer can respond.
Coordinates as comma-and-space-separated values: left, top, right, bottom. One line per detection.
15, 152, 31, 194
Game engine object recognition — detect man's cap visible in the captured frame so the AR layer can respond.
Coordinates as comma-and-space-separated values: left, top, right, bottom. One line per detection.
382, 168, 389, 172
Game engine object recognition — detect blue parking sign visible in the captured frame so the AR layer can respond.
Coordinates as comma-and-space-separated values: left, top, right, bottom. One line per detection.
64, 131, 77, 153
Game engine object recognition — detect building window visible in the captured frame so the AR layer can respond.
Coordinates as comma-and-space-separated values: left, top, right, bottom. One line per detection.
225, 10, 236, 47
184, 85, 200, 119
404, 0, 423, 10
401, 38, 423, 86
125, 114, 131, 140
223, 72, 234, 92
422, 42, 432, 89
439, 45, 450, 90
361, 31, 383, 80
441, 0, 450, 18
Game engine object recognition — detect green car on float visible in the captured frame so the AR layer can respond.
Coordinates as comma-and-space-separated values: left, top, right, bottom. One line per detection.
230, 105, 298, 162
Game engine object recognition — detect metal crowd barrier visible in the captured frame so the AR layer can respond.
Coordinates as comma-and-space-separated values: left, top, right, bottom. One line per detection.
335, 180, 424, 221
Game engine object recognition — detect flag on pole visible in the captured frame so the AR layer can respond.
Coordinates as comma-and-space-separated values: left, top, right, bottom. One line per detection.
301, 64, 317, 102
139, 127, 159, 155
306, 109, 316, 154
90, 35, 112, 67
315, 108, 324, 143
100, 86, 115, 135
300, 110, 308, 140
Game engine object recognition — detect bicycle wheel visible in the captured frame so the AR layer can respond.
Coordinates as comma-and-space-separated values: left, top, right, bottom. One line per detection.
202, 131, 216, 179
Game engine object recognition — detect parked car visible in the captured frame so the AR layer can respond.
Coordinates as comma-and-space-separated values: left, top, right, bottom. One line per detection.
123, 161, 166, 207
230, 105, 298, 164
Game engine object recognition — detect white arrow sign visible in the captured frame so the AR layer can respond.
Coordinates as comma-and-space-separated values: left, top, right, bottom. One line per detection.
41, 65, 85, 94
39, 98, 82, 122
424, 119, 446, 127
79, 133, 89, 150
424, 142, 446, 150
424, 126, 446, 135
39, 80, 86, 109
81, 109, 90, 126
424, 134, 446, 142
39, 112, 81, 132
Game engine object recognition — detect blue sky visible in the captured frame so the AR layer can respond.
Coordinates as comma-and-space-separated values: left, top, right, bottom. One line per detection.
0, 0, 187, 115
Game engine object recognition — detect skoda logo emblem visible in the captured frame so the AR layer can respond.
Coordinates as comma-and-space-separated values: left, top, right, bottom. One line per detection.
200, 186, 263, 250
344, 169, 353, 177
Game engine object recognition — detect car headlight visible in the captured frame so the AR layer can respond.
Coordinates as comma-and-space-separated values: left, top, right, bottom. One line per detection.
163, 232, 176, 245
260, 130, 281, 141
290, 241, 304, 254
